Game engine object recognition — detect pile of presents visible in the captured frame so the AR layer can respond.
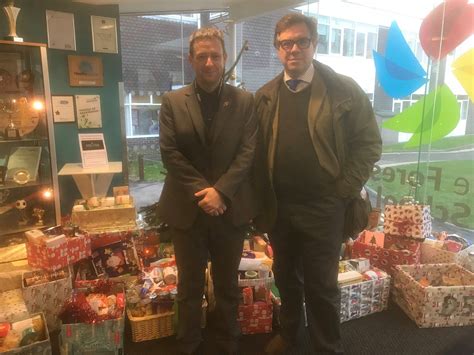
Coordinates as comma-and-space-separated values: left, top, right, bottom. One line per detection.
1, 195, 473, 354
344, 203, 474, 328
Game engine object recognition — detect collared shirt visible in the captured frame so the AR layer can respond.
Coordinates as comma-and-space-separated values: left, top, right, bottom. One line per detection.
195, 81, 221, 128
283, 63, 315, 92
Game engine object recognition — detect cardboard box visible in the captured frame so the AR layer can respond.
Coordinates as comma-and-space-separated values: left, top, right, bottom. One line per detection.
384, 204, 431, 239
392, 263, 474, 328
59, 284, 125, 354
26, 235, 91, 271
0, 289, 29, 323
238, 301, 273, 335
1, 313, 51, 355
340, 275, 390, 322
352, 231, 421, 274
22, 269, 72, 331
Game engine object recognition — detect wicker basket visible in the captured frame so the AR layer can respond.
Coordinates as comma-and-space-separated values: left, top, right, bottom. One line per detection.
127, 310, 174, 342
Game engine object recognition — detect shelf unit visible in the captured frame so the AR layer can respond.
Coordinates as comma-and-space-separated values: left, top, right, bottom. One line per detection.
0, 41, 60, 239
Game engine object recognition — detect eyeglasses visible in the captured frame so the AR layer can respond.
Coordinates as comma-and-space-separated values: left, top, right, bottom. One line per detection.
278, 38, 312, 51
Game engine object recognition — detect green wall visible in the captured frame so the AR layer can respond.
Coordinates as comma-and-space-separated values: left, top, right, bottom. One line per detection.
1, 0, 123, 215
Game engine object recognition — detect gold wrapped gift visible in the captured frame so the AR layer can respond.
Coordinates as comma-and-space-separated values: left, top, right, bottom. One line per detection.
71, 198, 137, 232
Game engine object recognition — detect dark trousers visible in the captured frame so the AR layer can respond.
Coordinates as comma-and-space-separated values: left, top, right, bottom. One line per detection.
172, 211, 245, 354
270, 196, 346, 354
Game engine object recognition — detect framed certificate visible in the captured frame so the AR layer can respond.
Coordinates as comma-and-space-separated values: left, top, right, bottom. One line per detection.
52, 95, 75, 123
75, 95, 102, 128
46, 10, 76, 51
91, 16, 118, 54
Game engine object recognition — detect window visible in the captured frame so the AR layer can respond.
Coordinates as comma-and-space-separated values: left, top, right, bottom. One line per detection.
356, 32, 366, 56
366, 32, 377, 59
343, 28, 355, 56
317, 23, 329, 54
331, 28, 341, 54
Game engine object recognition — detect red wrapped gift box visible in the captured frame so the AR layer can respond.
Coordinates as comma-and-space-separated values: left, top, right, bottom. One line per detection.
351, 231, 421, 274
238, 301, 273, 335
26, 235, 91, 271
86, 229, 138, 250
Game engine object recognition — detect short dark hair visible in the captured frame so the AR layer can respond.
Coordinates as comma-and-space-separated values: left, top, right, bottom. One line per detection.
273, 13, 318, 49
189, 27, 226, 57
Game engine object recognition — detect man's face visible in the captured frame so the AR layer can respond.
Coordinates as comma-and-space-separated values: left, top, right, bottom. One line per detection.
276, 22, 316, 77
189, 38, 227, 90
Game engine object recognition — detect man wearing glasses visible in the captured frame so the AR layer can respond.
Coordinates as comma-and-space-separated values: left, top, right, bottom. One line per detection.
254, 13, 381, 354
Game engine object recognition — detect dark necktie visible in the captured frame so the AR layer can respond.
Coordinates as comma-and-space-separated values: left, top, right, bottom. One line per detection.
286, 79, 301, 91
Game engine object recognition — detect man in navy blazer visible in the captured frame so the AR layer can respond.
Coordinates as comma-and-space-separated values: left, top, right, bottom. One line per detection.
158, 27, 258, 355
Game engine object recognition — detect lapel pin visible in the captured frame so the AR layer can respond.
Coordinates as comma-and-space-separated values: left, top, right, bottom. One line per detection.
223, 100, 230, 108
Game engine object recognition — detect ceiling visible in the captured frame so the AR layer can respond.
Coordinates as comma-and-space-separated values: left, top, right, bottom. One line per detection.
73, 0, 305, 20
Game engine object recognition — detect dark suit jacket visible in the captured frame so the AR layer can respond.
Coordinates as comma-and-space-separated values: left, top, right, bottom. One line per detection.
254, 60, 382, 230
158, 82, 259, 229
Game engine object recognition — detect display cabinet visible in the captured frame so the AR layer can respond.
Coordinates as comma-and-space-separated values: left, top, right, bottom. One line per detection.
0, 40, 60, 240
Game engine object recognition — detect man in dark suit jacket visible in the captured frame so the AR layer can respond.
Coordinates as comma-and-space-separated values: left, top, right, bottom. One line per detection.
255, 14, 382, 354
158, 27, 258, 355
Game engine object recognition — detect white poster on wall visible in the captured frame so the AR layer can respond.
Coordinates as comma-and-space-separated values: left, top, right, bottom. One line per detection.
75, 95, 102, 128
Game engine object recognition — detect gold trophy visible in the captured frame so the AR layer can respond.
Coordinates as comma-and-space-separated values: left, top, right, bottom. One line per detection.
2, 98, 20, 139
2, 0, 23, 42
33, 207, 45, 226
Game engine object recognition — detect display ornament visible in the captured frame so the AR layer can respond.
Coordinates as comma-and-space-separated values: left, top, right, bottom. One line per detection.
78, 133, 108, 168
5, 146, 42, 183
52, 95, 75, 123
91, 15, 118, 54
2, 1, 23, 42
46, 10, 76, 51
68, 55, 103, 87
75, 95, 102, 128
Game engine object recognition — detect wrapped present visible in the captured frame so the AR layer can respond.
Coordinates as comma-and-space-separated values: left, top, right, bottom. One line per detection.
59, 282, 125, 354
26, 235, 91, 271
91, 239, 140, 278
71, 199, 137, 232
340, 272, 390, 322
22, 269, 72, 331
86, 229, 139, 250
392, 263, 474, 328
238, 301, 273, 335
456, 245, 474, 272
0, 289, 29, 323
352, 231, 421, 274
383, 204, 431, 239
0, 313, 51, 355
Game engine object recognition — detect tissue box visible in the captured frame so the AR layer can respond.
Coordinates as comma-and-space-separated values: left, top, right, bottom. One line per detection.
26, 235, 91, 271
352, 231, 421, 274
383, 204, 431, 239
392, 263, 474, 328
238, 301, 273, 334
340, 274, 390, 322
22, 269, 72, 331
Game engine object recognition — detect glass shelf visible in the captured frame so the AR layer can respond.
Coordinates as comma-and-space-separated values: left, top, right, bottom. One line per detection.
0, 41, 60, 240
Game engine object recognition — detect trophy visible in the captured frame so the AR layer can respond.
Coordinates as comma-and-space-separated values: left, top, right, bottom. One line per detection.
33, 207, 45, 226
2, 0, 23, 42
2, 98, 20, 139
